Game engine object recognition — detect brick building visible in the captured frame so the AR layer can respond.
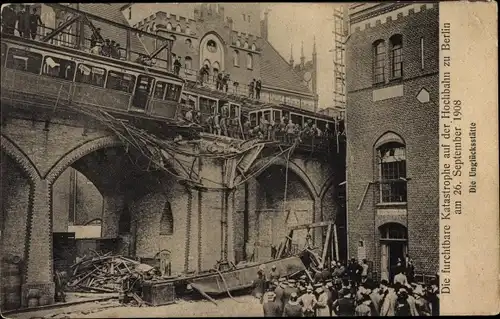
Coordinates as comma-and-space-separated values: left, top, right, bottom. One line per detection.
345, 3, 439, 281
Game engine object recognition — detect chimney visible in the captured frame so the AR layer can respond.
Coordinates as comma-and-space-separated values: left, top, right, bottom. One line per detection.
261, 9, 269, 41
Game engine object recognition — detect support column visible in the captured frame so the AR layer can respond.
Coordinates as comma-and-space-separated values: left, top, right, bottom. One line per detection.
313, 197, 322, 248
22, 180, 55, 307
101, 194, 125, 238
227, 190, 235, 263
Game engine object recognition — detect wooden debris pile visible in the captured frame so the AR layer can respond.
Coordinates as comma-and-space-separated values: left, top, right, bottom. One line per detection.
68, 252, 157, 293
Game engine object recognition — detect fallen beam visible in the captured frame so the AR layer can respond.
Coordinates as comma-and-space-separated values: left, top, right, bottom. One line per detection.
288, 220, 335, 231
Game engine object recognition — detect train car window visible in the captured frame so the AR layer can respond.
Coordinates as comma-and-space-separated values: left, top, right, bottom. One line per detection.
154, 81, 167, 99
136, 75, 155, 94
304, 116, 315, 126
199, 97, 216, 116
5, 48, 42, 74
273, 110, 281, 123
75, 64, 106, 87
249, 112, 257, 128
282, 110, 290, 121
263, 110, 271, 122
42, 56, 76, 80
316, 120, 326, 131
291, 114, 302, 126
106, 71, 136, 93
230, 104, 240, 118
1, 43, 7, 67
165, 83, 181, 101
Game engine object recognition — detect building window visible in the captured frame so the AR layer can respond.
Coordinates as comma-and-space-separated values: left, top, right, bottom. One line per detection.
242, 14, 246, 21
207, 39, 217, 53
390, 34, 403, 78
160, 201, 174, 235
373, 39, 385, 84
128, 7, 132, 20
184, 56, 192, 70
6, 48, 43, 74
247, 15, 251, 22
151, 22, 156, 32
175, 24, 182, 33
145, 25, 150, 34
420, 37, 425, 70
166, 23, 172, 31
236, 39, 241, 47
42, 56, 75, 80
243, 41, 249, 49
233, 50, 239, 66
376, 134, 407, 203
246, 53, 253, 69
251, 43, 256, 51
380, 223, 407, 240
185, 26, 191, 35
185, 38, 192, 48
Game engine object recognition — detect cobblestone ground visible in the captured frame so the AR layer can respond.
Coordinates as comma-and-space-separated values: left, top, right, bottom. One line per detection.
7, 295, 265, 319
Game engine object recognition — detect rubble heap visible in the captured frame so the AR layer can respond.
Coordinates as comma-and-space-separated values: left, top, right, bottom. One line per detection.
68, 253, 157, 293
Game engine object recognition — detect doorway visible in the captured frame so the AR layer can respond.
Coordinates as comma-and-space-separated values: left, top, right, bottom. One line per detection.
132, 75, 154, 111
379, 223, 408, 282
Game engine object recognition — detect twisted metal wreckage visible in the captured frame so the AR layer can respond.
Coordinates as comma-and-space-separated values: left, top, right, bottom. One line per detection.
66, 103, 341, 306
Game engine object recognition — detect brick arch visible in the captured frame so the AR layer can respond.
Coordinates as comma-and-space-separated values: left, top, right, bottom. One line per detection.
373, 131, 406, 149
252, 157, 318, 199
45, 136, 123, 185
319, 174, 336, 201
1, 134, 41, 182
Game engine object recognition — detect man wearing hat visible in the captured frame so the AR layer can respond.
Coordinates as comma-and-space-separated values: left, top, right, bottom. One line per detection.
313, 264, 324, 283
283, 279, 299, 305
315, 286, 330, 317
283, 292, 302, 317
413, 284, 431, 316
394, 287, 411, 316
252, 270, 266, 303
379, 280, 397, 316
298, 285, 317, 317
263, 291, 282, 317
274, 279, 287, 314
354, 293, 373, 316
269, 265, 280, 282
332, 288, 356, 316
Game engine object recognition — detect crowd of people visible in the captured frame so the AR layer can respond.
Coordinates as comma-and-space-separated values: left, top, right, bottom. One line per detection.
1, 5, 44, 40
251, 258, 439, 317
181, 104, 337, 145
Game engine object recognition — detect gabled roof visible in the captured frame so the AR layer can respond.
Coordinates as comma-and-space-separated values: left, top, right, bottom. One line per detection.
78, 3, 147, 55
260, 40, 313, 96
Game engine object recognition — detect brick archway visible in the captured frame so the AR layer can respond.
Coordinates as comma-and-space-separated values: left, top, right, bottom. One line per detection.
45, 136, 123, 185
1, 134, 41, 183
252, 157, 319, 199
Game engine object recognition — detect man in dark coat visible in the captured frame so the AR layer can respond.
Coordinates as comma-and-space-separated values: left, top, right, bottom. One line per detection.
2, 5, 17, 35
29, 7, 43, 40
283, 292, 302, 317
274, 280, 286, 314
252, 270, 266, 303
263, 292, 282, 317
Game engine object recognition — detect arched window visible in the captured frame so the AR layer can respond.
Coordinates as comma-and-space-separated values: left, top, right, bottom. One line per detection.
151, 22, 156, 32
166, 23, 172, 31
184, 56, 192, 70
375, 133, 407, 203
380, 223, 407, 240
203, 59, 211, 68
233, 50, 239, 66
185, 38, 192, 48
246, 53, 253, 69
236, 39, 241, 47
145, 25, 150, 33
390, 34, 403, 78
160, 201, 174, 235
251, 43, 256, 51
175, 24, 182, 33
185, 26, 191, 35
243, 41, 249, 49
373, 39, 385, 84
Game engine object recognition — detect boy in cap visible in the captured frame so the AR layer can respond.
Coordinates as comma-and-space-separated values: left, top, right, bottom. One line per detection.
299, 285, 317, 317
283, 292, 302, 317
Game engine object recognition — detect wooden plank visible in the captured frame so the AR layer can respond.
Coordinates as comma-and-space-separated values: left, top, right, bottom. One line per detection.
320, 224, 332, 268
333, 225, 339, 261
288, 220, 334, 231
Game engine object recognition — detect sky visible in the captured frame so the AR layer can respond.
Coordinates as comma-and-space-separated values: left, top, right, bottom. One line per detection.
261, 3, 342, 109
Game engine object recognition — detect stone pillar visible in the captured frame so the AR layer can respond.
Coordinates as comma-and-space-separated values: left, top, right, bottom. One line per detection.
101, 194, 125, 238
22, 180, 55, 307
227, 190, 236, 263
313, 197, 322, 248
